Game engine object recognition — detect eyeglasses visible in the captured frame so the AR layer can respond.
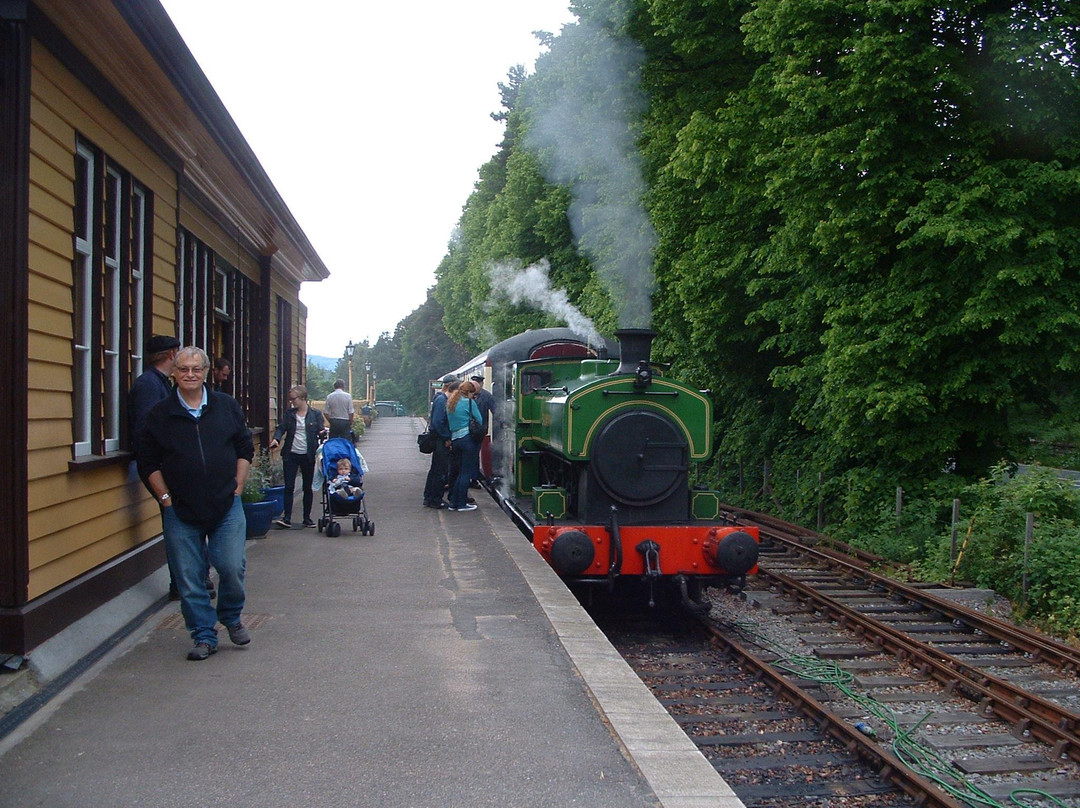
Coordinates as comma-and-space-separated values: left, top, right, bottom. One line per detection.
288, 397, 298, 403
176, 365, 207, 375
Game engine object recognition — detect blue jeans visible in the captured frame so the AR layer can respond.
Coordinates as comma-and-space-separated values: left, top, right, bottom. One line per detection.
162, 497, 247, 646
450, 436, 479, 509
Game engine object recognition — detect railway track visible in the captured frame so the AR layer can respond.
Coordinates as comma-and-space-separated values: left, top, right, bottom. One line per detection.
593, 508, 1080, 808
600, 607, 936, 807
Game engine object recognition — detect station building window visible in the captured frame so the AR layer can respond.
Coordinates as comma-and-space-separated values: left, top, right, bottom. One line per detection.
177, 229, 255, 414
72, 138, 153, 458
276, 295, 292, 407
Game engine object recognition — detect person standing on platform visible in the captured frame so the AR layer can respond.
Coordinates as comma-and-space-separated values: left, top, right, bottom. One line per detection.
470, 374, 495, 432
470, 374, 495, 487
269, 385, 323, 529
128, 335, 213, 602
136, 346, 254, 661
324, 379, 354, 439
422, 375, 455, 509
446, 380, 482, 512
212, 357, 232, 392
128, 335, 179, 446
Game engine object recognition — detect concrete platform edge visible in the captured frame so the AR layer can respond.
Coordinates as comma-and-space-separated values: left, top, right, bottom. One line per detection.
485, 508, 747, 808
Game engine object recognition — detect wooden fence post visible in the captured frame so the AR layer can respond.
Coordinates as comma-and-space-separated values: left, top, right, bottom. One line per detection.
817, 472, 824, 531
950, 498, 961, 564
1023, 512, 1034, 605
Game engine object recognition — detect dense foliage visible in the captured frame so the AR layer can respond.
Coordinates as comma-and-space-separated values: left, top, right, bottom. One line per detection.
860, 466, 1080, 640
379, 0, 1080, 629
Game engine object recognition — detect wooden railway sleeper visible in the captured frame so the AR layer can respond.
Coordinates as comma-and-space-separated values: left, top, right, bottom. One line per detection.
748, 519, 1080, 673
702, 620, 971, 808
760, 565, 1080, 764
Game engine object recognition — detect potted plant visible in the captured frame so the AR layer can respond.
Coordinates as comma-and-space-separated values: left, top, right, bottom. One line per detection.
259, 448, 286, 518
241, 450, 275, 539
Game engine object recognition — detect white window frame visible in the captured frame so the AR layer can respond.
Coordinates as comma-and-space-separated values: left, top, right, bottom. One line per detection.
72, 137, 153, 459
103, 165, 122, 453
214, 265, 230, 317
130, 185, 147, 379
73, 143, 95, 458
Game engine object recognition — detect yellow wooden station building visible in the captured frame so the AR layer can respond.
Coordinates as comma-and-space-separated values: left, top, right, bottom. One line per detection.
0, 0, 329, 658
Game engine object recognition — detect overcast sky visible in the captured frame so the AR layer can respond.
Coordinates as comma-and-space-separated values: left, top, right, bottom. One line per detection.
159, 0, 577, 359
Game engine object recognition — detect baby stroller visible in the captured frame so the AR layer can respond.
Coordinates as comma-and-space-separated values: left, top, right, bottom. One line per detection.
314, 437, 374, 537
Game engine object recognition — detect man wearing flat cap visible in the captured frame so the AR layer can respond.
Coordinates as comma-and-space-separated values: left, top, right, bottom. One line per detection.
470, 374, 495, 433
470, 374, 495, 488
128, 335, 180, 453
422, 375, 456, 508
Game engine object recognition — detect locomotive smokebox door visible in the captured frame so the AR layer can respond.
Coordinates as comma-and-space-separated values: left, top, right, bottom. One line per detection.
592, 411, 687, 504
583, 410, 689, 523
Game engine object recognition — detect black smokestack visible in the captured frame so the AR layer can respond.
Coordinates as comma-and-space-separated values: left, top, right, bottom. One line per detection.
614, 328, 655, 376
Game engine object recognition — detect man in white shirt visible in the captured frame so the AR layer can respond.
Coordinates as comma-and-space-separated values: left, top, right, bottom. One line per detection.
325, 379, 354, 439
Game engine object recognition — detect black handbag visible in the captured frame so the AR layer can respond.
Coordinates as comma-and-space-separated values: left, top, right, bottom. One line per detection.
468, 413, 486, 441
417, 431, 436, 454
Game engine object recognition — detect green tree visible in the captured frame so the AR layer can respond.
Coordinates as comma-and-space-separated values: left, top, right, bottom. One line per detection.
643, 0, 1080, 513
396, 293, 471, 413
305, 361, 334, 400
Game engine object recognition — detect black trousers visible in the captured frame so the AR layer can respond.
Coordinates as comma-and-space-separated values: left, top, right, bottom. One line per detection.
327, 418, 352, 439
282, 451, 315, 522
423, 439, 451, 505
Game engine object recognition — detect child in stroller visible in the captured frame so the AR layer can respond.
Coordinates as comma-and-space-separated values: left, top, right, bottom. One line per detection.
313, 437, 374, 536
328, 458, 360, 499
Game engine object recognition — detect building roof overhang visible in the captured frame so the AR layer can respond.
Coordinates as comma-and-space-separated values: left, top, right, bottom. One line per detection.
31, 0, 330, 285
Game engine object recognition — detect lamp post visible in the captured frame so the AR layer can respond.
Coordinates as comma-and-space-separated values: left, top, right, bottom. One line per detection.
345, 341, 355, 397
364, 361, 372, 403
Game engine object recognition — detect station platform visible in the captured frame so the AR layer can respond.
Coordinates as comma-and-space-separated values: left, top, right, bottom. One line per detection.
0, 417, 743, 808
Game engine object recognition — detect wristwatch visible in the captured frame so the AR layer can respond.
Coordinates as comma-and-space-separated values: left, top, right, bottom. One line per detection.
159, 493, 171, 504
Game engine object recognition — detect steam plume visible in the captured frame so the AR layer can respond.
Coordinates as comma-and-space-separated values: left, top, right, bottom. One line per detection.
522, 1, 655, 329
487, 259, 602, 344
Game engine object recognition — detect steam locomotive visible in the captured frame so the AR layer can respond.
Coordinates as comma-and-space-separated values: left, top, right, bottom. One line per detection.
446, 327, 759, 609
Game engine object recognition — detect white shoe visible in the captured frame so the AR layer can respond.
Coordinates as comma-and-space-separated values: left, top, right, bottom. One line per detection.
455, 503, 478, 512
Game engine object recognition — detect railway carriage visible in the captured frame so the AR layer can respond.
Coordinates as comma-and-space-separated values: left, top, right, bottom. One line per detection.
446, 327, 759, 608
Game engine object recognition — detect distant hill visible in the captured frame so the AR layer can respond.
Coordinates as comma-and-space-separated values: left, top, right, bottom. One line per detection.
308, 355, 340, 371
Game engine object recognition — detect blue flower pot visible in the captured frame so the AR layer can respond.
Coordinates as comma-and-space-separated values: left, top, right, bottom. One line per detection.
243, 500, 276, 539
262, 485, 286, 518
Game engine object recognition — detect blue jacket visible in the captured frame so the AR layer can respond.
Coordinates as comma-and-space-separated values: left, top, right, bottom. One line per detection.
127, 366, 173, 452
429, 393, 451, 440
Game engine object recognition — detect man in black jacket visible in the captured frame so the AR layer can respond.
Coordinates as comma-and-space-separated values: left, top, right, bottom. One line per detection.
137, 346, 255, 661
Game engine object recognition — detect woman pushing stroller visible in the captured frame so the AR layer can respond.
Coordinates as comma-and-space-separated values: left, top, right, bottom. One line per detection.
268, 385, 325, 529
